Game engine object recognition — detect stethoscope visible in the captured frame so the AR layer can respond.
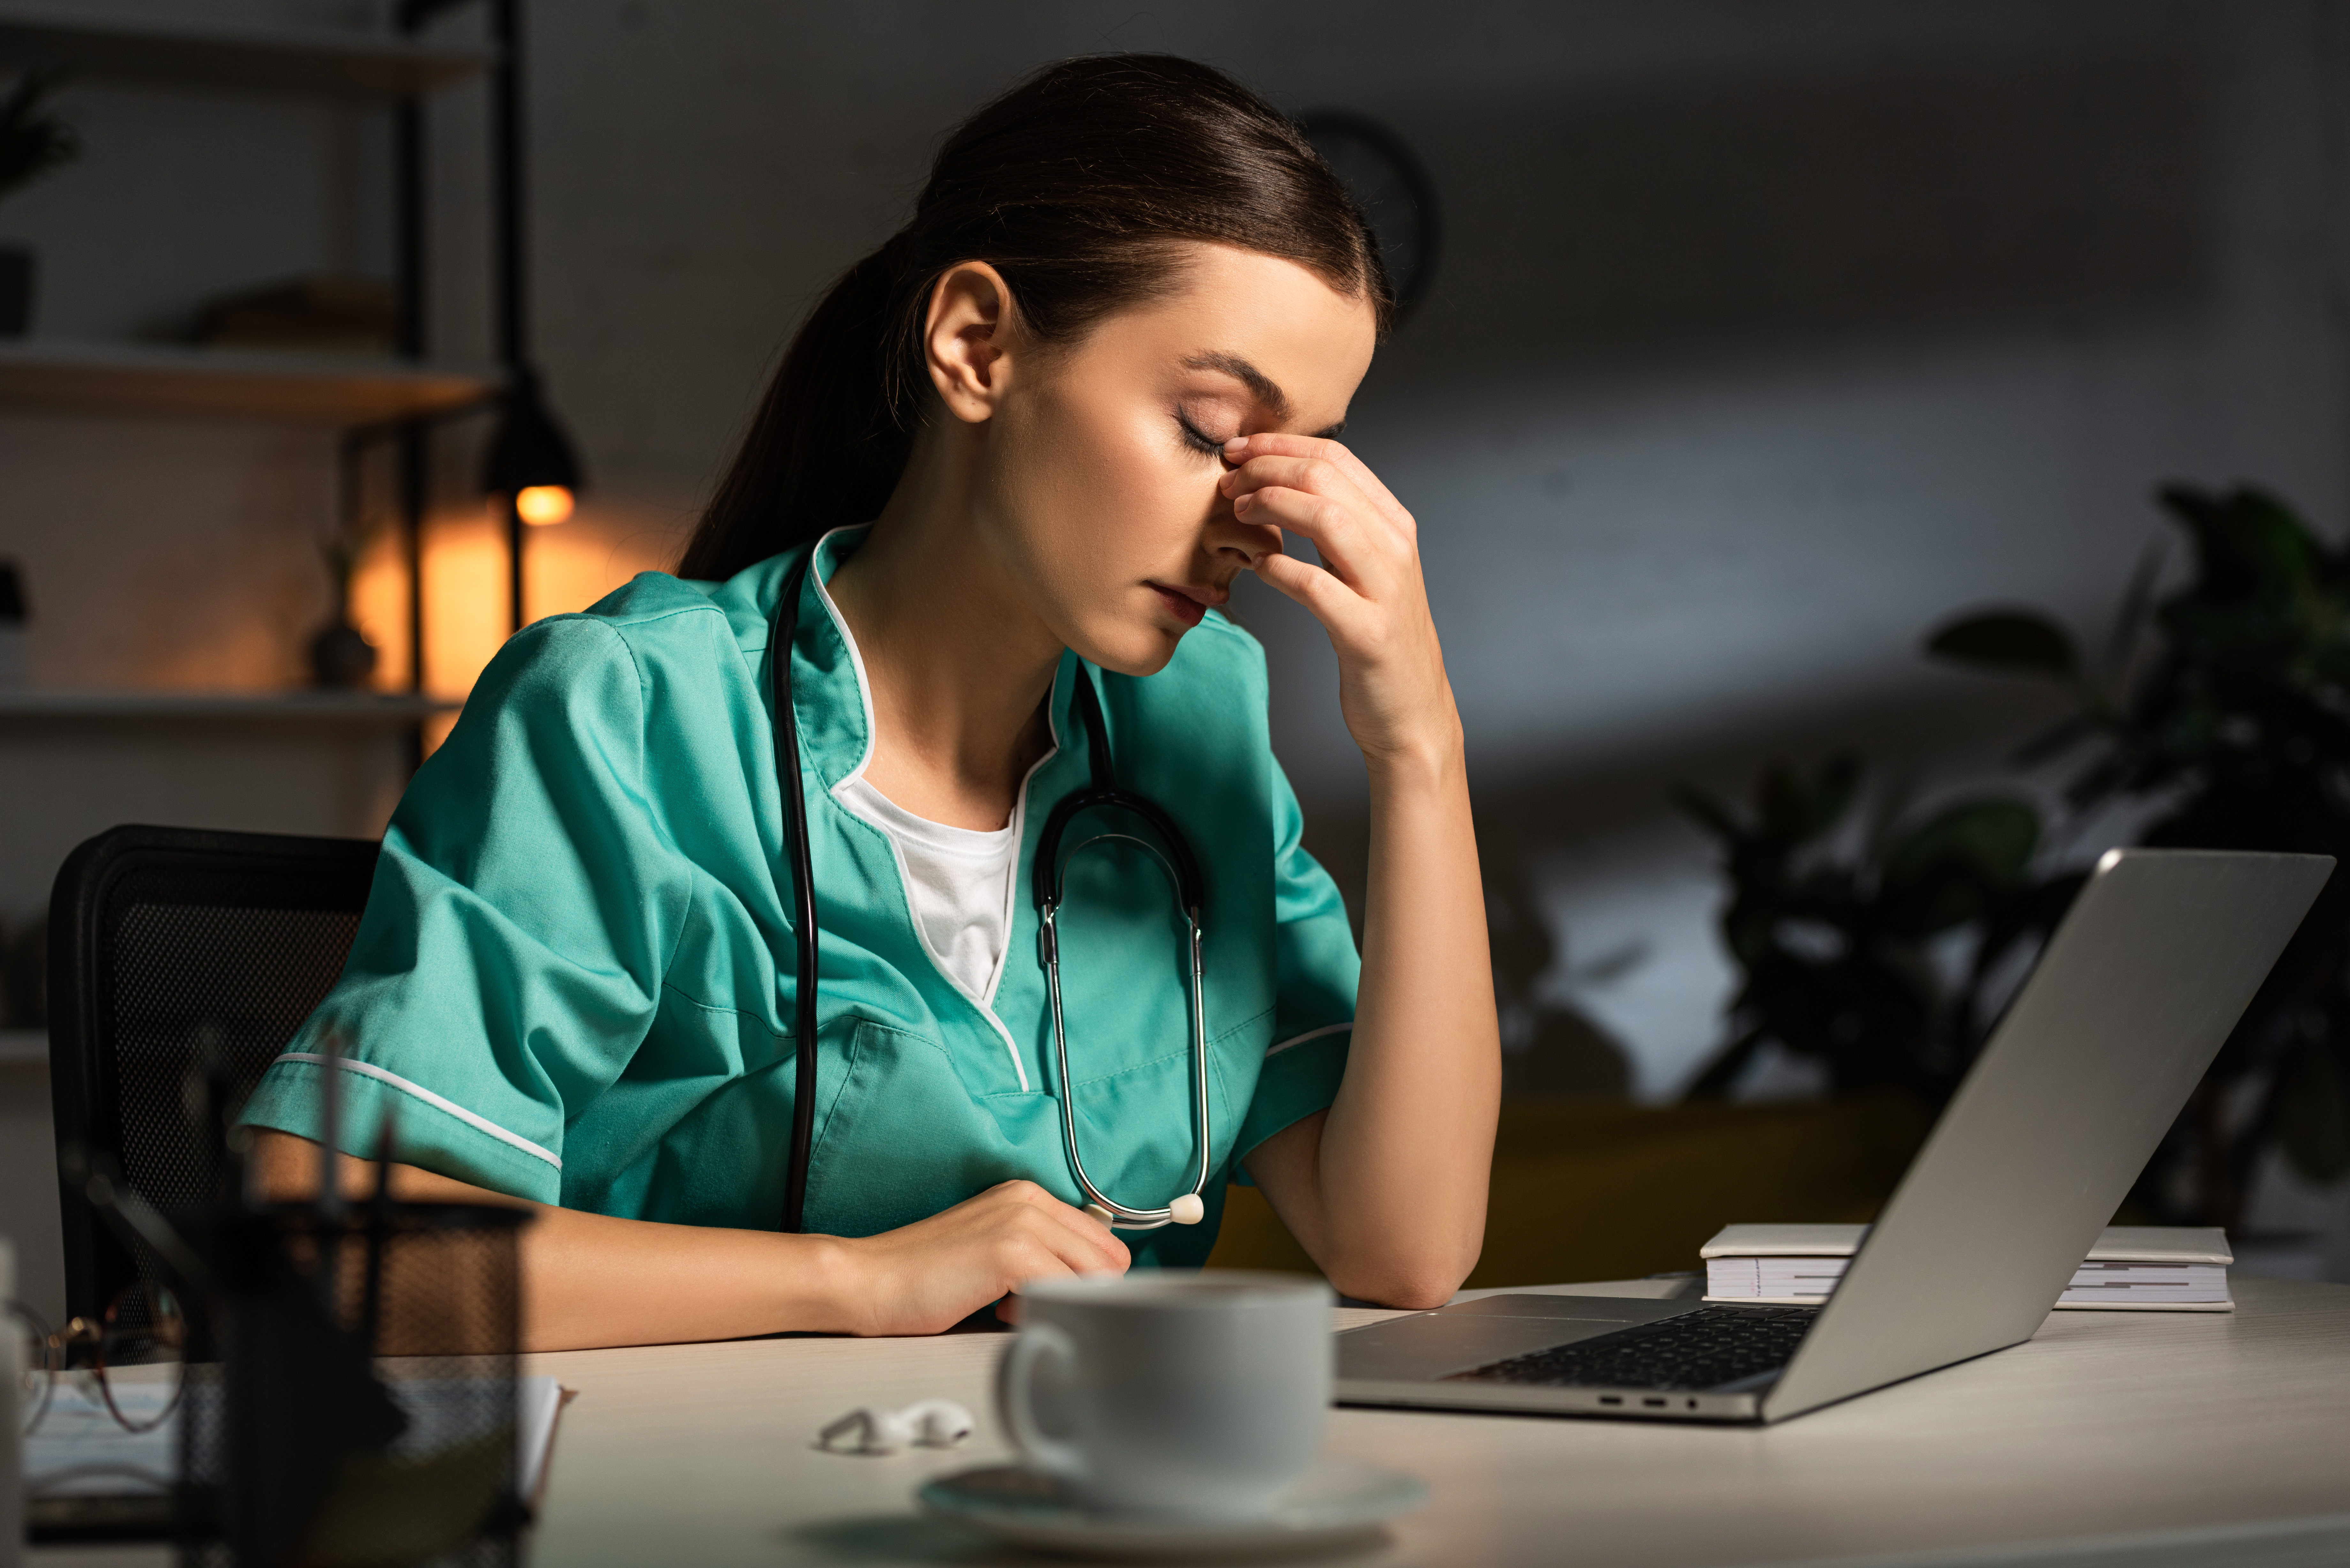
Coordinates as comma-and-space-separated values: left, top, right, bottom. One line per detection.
771, 560, 1211, 1236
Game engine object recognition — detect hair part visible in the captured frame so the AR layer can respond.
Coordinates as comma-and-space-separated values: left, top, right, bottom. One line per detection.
677, 54, 1389, 582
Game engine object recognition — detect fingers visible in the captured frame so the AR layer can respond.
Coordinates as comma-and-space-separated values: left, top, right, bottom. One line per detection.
1231, 486, 1390, 604
1224, 433, 1414, 539
982, 1180, 1131, 1278
1220, 453, 1392, 547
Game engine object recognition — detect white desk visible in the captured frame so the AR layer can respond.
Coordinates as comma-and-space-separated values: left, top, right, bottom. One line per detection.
34, 1277, 2350, 1567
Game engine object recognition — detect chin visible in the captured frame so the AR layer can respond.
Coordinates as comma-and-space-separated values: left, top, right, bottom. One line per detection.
1081, 620, 1186, 679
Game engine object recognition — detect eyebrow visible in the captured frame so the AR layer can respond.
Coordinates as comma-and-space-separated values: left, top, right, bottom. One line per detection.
1182, 352, 1347, 439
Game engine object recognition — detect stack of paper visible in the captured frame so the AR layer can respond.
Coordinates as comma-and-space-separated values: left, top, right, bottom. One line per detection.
27, 1375, 567, 1526
1700, 1224, 2233, 1311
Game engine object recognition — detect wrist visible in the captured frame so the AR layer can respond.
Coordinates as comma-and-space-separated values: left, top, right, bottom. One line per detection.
1361, 717, 1465, 791
785, 1231, 867, 1334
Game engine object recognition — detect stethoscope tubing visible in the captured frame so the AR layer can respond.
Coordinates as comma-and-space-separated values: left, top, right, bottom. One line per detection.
1039, 832, 1212, 1230
775, 562, 823, 1234
769, 555, 1210, 1236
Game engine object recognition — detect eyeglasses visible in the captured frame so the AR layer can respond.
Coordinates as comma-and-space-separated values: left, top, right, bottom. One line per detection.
9, 1281, 186, 1436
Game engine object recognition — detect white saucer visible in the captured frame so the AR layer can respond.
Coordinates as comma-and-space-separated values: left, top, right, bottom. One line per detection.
918, 1459, 1427, 1559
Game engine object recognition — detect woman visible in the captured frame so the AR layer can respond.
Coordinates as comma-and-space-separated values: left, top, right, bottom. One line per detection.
245, 54, 1499, 1348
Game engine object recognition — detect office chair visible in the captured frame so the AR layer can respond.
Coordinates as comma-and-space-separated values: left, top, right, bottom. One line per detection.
47, 824, 380, 1321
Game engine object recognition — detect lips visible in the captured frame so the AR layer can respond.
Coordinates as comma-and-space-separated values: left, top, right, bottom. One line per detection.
1148, 582, 1217, 628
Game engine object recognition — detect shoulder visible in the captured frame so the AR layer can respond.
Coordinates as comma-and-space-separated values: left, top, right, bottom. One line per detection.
1099, 607, 1272, 759
460, 566, 783, 751
1165, 607, 1270, 689
489, 560, 790, 694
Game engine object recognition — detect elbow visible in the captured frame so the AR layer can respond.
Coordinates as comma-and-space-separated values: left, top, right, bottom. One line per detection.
1324, 1246, 1480, 1312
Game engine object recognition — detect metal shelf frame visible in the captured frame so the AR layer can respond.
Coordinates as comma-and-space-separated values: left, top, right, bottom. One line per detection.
0, 2, 516, 730
0, 5, 489, 99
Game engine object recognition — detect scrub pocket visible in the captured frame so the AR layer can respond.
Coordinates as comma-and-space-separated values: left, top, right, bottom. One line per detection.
802, 1019, 1069, 1237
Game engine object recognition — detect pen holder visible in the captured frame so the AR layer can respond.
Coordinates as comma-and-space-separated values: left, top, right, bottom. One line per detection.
178, 1201, 529, 1568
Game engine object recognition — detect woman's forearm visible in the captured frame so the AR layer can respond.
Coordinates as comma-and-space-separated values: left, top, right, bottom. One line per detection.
249, 1130, 847, 1349
246, 1129, 1126, 1347
1251, 730, 1501, 1308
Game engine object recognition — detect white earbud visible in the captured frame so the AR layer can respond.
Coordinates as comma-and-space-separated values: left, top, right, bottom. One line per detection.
817, 1399, 975, 1455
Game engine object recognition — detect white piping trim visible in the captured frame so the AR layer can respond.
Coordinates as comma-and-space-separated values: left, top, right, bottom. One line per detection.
273, 1052, 562, 1170
803, 543, 1066, 1094
1266, 1021, 1352, 1058
833, 795, 1034, 1093
807, 524, 881, 786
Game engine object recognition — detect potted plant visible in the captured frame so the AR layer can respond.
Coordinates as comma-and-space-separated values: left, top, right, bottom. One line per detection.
0, 69, 80, 336
1677, 757, 2078, 1104
1927, 484, 2350, 1226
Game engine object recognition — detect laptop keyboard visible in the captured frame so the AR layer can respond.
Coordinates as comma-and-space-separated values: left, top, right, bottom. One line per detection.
1445, 1304, 1820, 1391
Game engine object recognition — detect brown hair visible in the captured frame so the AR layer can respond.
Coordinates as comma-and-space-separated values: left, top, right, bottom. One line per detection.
675, 54, 1389, 581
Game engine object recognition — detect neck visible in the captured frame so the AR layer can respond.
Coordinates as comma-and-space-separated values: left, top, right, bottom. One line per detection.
824, 427, 1062, 831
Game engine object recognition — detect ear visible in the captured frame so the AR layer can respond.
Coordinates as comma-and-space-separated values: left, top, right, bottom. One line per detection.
923, 261, 1018, 425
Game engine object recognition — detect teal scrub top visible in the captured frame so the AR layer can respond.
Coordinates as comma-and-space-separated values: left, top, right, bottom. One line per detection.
240, 526, 1359, 1267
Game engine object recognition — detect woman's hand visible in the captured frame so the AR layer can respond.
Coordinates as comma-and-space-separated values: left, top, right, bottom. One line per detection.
827, 1180, 1129, 1335
1220, 433, 1461, 773
249, 1132, 1125, 1346
1215, 433, 1498, 1308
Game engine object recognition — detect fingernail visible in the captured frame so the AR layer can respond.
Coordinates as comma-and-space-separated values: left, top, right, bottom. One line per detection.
1234, 493, 1250, 513
1224, 435, 1247, 453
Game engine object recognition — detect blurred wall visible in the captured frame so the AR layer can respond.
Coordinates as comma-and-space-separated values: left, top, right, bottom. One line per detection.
4, 1, 2350, 1311
515, 0, 2350, 1100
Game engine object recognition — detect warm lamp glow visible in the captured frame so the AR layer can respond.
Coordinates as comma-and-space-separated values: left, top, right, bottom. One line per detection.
515, 485, 575, 526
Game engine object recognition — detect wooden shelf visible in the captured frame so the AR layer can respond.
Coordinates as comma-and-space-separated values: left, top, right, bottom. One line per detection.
0, 690, 459, 724
0, 341, 494, 424
0, 6, 490, 99
0, 1030, 45, 1068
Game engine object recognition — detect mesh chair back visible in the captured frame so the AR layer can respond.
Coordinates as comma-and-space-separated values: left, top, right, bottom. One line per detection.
48, 825, 380, 1320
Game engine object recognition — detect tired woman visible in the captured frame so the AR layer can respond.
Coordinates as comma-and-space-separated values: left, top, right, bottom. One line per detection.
243, 54, 1500, 1347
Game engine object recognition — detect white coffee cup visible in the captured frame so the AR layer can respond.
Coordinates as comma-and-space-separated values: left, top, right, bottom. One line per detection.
995, 1270, 1332, 1519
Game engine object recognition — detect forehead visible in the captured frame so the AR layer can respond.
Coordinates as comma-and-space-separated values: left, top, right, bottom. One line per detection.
1080, 242, 1377, 426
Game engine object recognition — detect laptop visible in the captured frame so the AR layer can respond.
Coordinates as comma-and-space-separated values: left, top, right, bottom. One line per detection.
1336, 848, 2332, 1424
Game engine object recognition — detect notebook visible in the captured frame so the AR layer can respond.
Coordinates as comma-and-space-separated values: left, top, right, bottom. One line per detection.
1701, 1223, 2233, 1311
27, 1375, 567, 1537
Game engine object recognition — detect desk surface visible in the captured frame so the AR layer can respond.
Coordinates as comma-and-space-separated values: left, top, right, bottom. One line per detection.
34, 1276, 2350, 1568
515, 1275, 2348, 1568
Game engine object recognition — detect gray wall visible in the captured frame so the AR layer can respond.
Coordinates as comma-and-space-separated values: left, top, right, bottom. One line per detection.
5, 0, 2350, 1313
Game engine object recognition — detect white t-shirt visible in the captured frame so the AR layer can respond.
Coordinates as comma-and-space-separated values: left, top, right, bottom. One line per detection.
836, 776, 1020, 1004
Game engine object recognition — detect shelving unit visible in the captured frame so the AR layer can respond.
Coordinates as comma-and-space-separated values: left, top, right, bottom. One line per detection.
0, 690, 460, 723
0, 340, 492, 423
0, 4, 499, 712
0, 6, 487, 98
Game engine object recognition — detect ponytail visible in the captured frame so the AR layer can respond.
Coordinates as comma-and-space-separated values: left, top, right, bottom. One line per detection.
677, 238, 912, 580
676, 55, 1389, 583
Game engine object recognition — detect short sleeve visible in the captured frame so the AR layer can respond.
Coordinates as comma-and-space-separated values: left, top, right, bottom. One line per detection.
238, 615, 695, 1203
1230, 755, 1360, 1172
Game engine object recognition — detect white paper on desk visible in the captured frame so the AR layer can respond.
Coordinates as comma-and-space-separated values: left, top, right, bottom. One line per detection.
1699, 1223, 2233, 1265
25, 1375, 564, 1503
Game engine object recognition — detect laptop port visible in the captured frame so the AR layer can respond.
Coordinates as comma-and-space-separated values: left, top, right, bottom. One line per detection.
1642, 1398, 1667, 1408
1598, 1396, 1622, 1406
1687, 1399, 1699, 1409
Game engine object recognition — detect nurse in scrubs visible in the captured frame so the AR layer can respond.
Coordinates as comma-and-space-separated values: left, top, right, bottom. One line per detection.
244, 54, 1501, 1347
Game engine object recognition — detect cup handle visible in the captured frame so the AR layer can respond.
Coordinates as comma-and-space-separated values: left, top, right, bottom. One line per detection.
996, 1320, 1086, 1481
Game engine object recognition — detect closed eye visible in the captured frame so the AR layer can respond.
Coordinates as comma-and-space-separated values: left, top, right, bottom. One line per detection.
1175, 408, 1230, 458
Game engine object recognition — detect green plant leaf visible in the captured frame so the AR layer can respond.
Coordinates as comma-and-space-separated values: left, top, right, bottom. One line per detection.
0, 69, 79, 205
1879, 799, 2041, 932
1754, 754, 1860, 845
2157, 483, 2321, 602
1672, 784, 1745, 845
1924, 612, 2079, 679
